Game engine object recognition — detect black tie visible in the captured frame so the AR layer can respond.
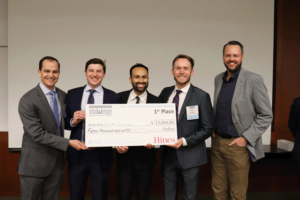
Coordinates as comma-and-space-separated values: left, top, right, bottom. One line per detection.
136, 96, 140, 104
88, 89, 96, 104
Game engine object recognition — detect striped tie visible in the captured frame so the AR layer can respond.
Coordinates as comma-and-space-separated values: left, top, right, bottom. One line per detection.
172, 90, 182, 120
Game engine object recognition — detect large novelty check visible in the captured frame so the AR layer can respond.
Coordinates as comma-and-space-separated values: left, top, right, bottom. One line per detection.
85, 104, 177, 147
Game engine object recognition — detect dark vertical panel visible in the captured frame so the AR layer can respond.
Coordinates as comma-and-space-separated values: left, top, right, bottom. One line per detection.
272, 0, 300, 144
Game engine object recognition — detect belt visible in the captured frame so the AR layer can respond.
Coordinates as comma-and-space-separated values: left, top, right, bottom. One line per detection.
215, 131, 236, 139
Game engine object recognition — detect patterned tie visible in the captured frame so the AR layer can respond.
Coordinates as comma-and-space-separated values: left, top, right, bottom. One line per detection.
173, 90, 182, 120
136, 96, 140, 104
50, 91, 61, 136
83, 89, 96, 142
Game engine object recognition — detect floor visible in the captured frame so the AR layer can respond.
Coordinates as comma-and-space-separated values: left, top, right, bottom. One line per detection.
1, 192, 300, 200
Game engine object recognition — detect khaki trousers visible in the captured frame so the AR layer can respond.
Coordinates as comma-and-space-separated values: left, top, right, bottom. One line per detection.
211, 134, 250, 200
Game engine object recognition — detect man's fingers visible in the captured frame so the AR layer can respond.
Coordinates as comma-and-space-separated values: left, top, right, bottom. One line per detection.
116, 146, 127, 153
123, 146, 129, 150
145, 144, 154, 149
116, 146, 124, 153
212, 132, 216, 137
166, 144, 178, 149
228, 140, 236, 146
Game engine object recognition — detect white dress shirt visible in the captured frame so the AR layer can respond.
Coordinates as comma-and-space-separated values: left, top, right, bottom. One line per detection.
39, 82, 61, 123
81, 84, 104, 111
127, 90, 147, 104
167, 83, 191, 146
70, 84, 104, 127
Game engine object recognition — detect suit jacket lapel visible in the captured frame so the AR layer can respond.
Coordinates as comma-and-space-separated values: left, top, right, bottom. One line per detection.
76, 86, 85, 110
163, 87, 175, 103
231, 68, 246, 111
103, 87, 109, 104
56, 88, 65, 136
146, 90, 153, 103
178, 84, 194, 122
35, 85, 58, 129
122, 90, 131, 103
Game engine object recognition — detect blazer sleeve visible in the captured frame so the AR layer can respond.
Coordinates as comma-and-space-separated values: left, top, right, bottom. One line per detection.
19, 96, 69, 151
242, 75, 273, 146
185, 92, 214, 146
288, 98, 300, 137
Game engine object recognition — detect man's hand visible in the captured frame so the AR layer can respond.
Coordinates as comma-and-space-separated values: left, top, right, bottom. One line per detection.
229, 136, 247, 147
69, 140, 88, 150
212, 131, 216, 138
116, 146, 129, 154
167, 138, 183, 149
71, 111, 86, 125
145, 144, 154, 149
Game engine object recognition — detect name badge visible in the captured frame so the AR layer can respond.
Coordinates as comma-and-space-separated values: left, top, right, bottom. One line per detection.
186, 105, 199, 120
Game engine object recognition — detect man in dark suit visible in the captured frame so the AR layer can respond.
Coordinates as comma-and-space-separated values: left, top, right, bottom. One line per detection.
289, 97, 300, 181
64, 58, 119, 200
116, 63, 161, 200
18, 56, 87, 200
159, 54, 214, 200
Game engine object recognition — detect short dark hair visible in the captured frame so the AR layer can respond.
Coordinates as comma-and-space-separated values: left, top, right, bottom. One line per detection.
129, 63, 148, 77
223, 40, 244, 55
39, 56, 60, 71
85, 58, 106, 73
172, 54, 194, 69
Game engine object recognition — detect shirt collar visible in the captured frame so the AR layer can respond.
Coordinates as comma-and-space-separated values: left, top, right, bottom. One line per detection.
39, 82, 56, 95
84, 84, 103, 94
174, 83, 190, 94
129, 89, 147, 102
222, 68, 241, 82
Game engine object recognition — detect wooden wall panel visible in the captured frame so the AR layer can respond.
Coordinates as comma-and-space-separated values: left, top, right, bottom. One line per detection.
272, 0, 300, 144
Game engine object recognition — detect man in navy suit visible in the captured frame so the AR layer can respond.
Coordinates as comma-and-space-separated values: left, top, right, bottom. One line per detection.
159, 54, 214, 200
64, 58, 119, 200
116, 63, 161, 200
289, 97, 300, 181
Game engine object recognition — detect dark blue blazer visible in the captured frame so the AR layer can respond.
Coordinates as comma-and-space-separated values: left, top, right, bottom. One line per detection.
289, 97, 300, 162
64, 85, 119, 169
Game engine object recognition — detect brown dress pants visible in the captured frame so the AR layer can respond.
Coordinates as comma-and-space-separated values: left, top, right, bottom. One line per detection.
211, 134, 250, 200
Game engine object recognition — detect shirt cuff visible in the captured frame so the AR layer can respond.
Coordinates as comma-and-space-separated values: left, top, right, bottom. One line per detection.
70, 118, 77, 127
182, 137, 187, 146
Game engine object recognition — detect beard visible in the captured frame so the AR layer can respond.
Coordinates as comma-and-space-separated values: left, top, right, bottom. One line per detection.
224, 61, 242, 74
174, 76, 191, 86
132, 82, 148, 94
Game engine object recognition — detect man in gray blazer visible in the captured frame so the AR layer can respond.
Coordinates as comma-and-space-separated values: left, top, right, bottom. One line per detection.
18, 56, 87, 200
211, 41, 273, 200
159, 54, 214, 200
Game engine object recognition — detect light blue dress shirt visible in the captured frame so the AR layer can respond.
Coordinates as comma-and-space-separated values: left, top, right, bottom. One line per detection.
39, 82, 61, 123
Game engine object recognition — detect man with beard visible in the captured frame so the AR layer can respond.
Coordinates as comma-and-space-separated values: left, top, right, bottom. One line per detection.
159, 54, 214, 200
116, 63, 161, 200
211, 41, 273, 200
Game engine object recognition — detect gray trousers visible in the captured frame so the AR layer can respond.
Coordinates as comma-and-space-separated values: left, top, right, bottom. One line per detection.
20, 152, 64, 200
162, 148, 200, 200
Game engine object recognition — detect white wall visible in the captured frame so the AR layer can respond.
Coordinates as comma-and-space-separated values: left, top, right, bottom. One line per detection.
0, 0, 8, 131
8, 0, 274, 148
